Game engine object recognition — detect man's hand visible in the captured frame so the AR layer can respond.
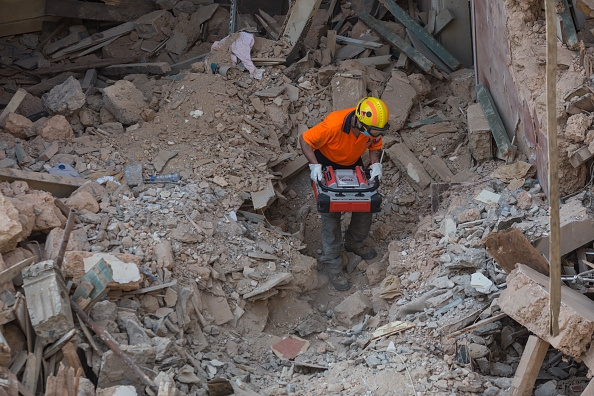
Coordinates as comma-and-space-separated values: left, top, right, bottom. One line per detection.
309, 164, 323, 182
369, 162, 382, 180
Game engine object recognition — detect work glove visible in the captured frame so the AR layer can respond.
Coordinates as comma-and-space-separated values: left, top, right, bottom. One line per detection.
369, 162, 383, 181
309, 163, 323, 182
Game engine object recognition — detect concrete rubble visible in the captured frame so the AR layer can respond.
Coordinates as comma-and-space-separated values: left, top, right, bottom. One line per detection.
1, 0, 594, 395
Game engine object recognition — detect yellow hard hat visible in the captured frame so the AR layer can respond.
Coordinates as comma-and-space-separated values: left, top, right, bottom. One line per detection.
355, 97, 390, 137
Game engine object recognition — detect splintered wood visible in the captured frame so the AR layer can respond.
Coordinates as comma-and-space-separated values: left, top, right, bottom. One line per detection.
44, 363, 81, 396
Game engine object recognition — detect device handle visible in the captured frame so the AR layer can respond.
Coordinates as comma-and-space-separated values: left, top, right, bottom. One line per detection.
318, 176, 380, 193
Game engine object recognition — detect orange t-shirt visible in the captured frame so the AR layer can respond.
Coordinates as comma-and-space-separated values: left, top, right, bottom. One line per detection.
302, 108, 383, 166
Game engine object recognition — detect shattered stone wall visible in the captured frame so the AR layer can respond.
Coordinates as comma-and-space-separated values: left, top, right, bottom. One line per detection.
475, 0, 588, 196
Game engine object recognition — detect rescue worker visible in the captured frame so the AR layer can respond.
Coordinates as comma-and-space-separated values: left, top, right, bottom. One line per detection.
299, 97, 389, 291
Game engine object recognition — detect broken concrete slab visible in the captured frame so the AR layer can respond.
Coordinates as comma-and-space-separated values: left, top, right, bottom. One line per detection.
466, 103, 493, 163
332, 73, 366, 111
473, 190, 501, 206
62, 251, 142, 291
243, 272, 293, 301
42, 76, 85, 116
97, 344, 156, 393
152, 150, 177, 173
500, 264, 594, 359
0, 192, 23, 254
102, 80, 148, 125
381, 70, 417, 131
251, 179, 276, 210
386, 142, 433, 191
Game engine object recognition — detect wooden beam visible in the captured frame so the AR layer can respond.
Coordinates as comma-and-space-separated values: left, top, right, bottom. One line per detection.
45, 0, 153, 22
280, 0, 323, 64
509, 336, 549, 396
22, 338, 43, 395
569, 146, 594, 167
476, 83, 516, 162
33, 57, 139, 75
378, 0, 461, 70
49, 22, 135, 59
434, 9, 454, 36
335, 35, 384, 48
448, 312, 507, 338
26, 72, 79, 96
255, 14, 279, 40
0, 168, 87, 198
559, 0, 578, 49
408, 28, 451, 74
358, 13, 438, 77
577, 247, 594, 273
0, 257, 35, 287
0, 89, 27, 125
0, 328, 11, 367
484, 228, 550, 276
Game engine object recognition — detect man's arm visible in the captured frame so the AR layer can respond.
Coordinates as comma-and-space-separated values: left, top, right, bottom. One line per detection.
369, 149, 381, 164
300, 134, 319, 164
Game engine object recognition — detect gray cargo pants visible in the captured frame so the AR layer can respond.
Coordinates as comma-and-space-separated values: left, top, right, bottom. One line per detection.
318, 212, 373, 275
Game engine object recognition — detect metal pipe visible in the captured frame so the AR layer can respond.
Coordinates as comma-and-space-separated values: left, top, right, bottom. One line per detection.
55, 209, 76, 269
70, 299, 158, 393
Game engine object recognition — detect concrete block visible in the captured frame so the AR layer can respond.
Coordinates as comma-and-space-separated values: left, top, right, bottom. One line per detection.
332, 72, 366, 111
0, 192, 22, 254
499, 264, 594, 359
22, 261, 74, 341
334, 291, 373, 325
381, 70, 417, 131
466, 103, 492, 163
102, 80, 148, 125
386, 143, 433, 191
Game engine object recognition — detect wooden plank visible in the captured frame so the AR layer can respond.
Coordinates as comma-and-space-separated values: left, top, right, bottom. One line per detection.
434, 9, 454, 36
0, 328, 11, 367
534, 215, 594, 259
49, 22, 135, 59
0, 168, 87, 198
9, 351, 27, 375
408, 28, 452, 74
448, 312, 508, 338
255, 14, 279, 40
569, 146, 594, 167
476, 83, 517, 162
169, 53, 208, 75
378, 0, 462, 70
484, 228, 550, 276
279, 155, 309, 180
26, 72, 79, 96
358, 13, 437, 77
45, 0, 151, 22
124, 281, 177, 295
356, 54, 392, 67
43, 329, 77, 360
327, 30, 337, 60
34, 57, 139, 75
0, 257, 35, 287
509, 336, 549, 396
386, 143, 433, 191
102, 62, 171, 76
62, 342, 83, 372
280, 0, 323, 63
396, 34, 411, 69
0, 88, 27, 125
22, 338, 43, 395
577, 247, 594, 273
335, 35, 383, 48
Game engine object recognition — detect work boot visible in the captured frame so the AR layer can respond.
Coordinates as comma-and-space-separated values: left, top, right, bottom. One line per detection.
344, 244, 377, 260
327, 271, 350, 291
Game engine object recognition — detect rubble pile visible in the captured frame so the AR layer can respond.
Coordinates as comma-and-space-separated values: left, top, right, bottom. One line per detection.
2, 0, 594, 395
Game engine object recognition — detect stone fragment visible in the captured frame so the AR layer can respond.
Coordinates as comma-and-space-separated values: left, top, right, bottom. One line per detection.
43, 227, 89, 261
381, 70, 417, 131
96, 385, 138, 396
289, 252, 318, 292
2, 113, 34, 139
42, 76, 85, 115
134, 10, 173, 40
91, 300, 118, 322
366, 262, 385, 286
334, 291, 373, 325
79, 108, 100, 127
500, 264, 594, 359
473, 190, 501, 206
450, 68, 476, 101
466, 103, 493, 163
456, 208, 481, 223
154, 241, 174, 269
516, 190, 532, 210
98, 122, 124, 135
407, 73, 431, 101
20, 191, 66, 231
142, 295, 160, 313
565, 113, 591, 143
38, 142, 59, 162
126, 319, 151, 345
102, 80, 148, 125
0, 192, 22, 254
151, 336, 173, 361
38, 115, 74, 142
97, 345, 156, 392
65, 191, 99, 213
78, 378, 95, 396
